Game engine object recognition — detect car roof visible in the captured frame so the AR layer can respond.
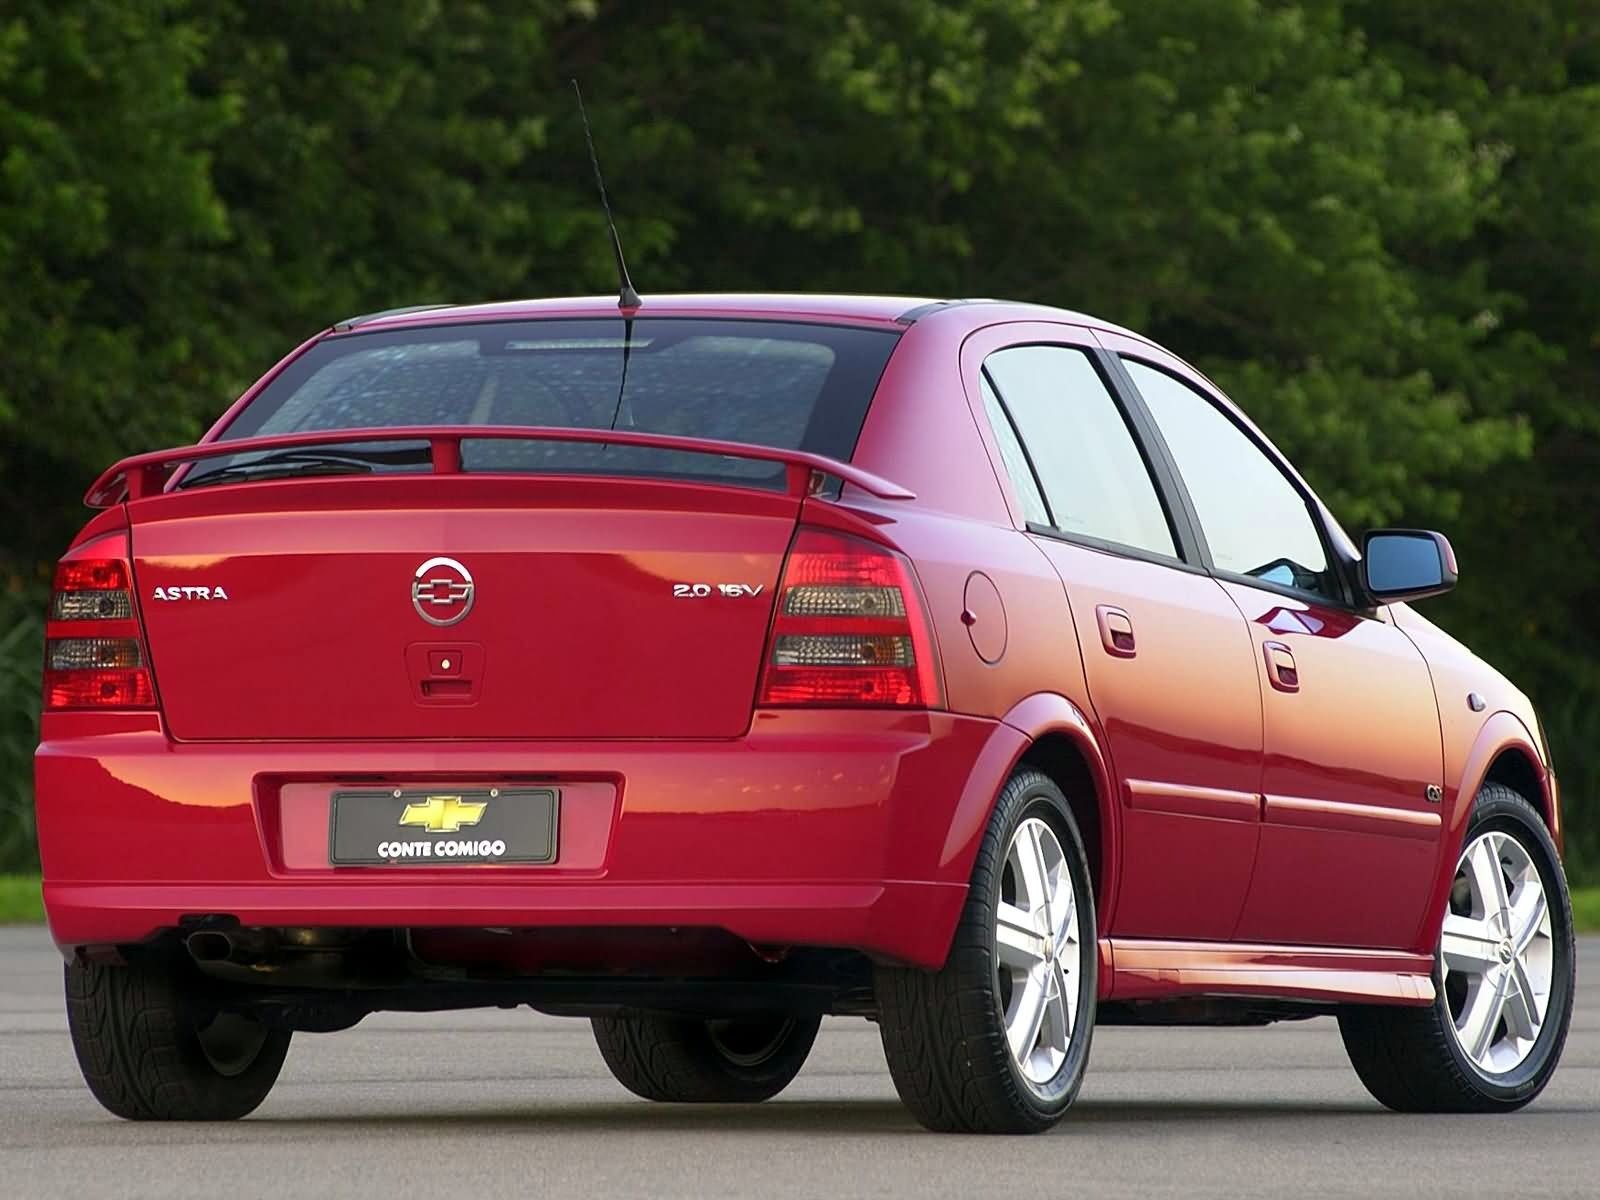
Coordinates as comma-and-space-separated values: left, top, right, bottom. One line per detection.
331, 293, 1148, 340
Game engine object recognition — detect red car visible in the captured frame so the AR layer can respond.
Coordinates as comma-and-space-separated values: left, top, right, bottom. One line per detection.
37, 294, 1574, 1132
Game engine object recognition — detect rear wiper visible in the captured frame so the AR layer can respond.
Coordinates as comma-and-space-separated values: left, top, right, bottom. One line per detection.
180, 446, 431, 489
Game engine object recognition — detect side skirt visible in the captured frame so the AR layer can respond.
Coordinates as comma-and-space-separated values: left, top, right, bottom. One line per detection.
1103, 937, 1436, 1006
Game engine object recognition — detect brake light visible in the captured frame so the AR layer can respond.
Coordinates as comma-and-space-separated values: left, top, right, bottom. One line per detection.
51, 559, 135, 620
758, 528, 942, 708
44, 557, 155, 710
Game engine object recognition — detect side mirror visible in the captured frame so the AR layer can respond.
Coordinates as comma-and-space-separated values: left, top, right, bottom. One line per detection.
1361, 529, 1458, 604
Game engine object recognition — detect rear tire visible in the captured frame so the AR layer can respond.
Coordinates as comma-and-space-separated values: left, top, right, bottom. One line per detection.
591, 1012, 820, 1102
1339, 783, 1575, 1112
876, 768, 1097, 1133
65, 956, 291, 1120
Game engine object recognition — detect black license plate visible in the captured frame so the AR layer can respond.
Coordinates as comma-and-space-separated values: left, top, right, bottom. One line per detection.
329, 787, 558, 866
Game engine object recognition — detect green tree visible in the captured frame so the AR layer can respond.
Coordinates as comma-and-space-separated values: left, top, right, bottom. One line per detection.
0, 0, 1594, 874
0, 0, 236, 566
1355, 0, 1600, 867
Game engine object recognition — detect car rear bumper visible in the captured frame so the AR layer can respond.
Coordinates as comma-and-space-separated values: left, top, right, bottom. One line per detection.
41, 880, 962, 965
36, 709, 1024, 969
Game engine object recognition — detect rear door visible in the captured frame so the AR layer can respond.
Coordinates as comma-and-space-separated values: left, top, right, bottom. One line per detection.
970, 326, 1265, 942
131, 317, 900, 741
1113, 344, 1445, 949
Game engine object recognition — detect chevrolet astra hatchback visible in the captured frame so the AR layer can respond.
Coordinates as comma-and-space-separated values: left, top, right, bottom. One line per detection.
37, 294, 1574, 1132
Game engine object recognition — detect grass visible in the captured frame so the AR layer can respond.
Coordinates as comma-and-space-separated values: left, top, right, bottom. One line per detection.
0, 874, 42, 924
1573, 885, 1600, 934
1, 874, 1597, 933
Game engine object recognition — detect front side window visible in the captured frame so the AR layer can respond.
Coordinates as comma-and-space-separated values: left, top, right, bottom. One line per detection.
984, 345, 1176, 557
1124, 359, 1338, 601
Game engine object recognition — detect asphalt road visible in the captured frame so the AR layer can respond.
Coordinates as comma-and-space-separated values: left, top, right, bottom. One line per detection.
1, 928, 1595, 1200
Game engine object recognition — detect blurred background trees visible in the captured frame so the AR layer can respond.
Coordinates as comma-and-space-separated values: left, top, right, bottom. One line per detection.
1, 0, 1595, 874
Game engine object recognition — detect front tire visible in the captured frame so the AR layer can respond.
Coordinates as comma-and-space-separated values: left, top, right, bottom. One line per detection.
591, 1012, 820, 1102
65, 956, 291, 1120
876, 768, 1097, 1133
1339, 782, 1575, 1112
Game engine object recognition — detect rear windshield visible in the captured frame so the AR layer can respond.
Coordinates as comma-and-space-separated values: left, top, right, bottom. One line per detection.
201, 318, 899, 489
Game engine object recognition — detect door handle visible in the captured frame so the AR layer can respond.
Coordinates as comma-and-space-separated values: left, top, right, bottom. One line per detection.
1096, 605, 1136, 658
1263, 640, 1299, 692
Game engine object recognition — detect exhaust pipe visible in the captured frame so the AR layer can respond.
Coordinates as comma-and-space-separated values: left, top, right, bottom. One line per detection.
185, 930, 233, 962
185, 928, 274, 965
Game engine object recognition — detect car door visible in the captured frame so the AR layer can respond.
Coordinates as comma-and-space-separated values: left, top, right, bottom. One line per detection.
1111, 341, 1446, 949
968, 324, 1264, 942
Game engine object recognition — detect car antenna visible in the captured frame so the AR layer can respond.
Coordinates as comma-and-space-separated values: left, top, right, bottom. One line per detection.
571, 78, 641, 310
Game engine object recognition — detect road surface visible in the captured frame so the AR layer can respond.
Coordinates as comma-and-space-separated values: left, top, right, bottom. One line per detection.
2, 927, 1595, 1198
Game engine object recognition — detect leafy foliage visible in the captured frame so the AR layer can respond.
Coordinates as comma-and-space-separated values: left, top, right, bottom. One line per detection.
0, 588, 42, 873
0, 0, 1594, 876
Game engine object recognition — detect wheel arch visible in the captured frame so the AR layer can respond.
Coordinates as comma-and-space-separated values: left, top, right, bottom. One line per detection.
939, 693, 1120, 927
1413, 711, 1556, 955
1482, 745, 1553, 840
1448, 712, 1555, 847
1016, 734, 1108, 913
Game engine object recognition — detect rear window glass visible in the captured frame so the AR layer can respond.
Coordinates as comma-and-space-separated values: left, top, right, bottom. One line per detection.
202, 318, 899, 489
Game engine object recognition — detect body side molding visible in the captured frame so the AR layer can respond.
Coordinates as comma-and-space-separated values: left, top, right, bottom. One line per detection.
1108, 938, 1436, 1006
1127, 779, 1259, 822
1263, 794, 1441, 840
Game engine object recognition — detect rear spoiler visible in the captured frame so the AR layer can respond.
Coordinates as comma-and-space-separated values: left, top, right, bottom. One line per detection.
84, 425, 916, 508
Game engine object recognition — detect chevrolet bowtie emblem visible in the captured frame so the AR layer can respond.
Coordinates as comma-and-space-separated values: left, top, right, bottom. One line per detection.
397, 795, 487, 834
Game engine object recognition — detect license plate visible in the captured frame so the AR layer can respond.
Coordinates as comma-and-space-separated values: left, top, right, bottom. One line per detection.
329, 787, 558, 866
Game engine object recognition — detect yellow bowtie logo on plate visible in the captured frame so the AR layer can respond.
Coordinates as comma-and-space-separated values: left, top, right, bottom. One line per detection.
397, 795, 487, 834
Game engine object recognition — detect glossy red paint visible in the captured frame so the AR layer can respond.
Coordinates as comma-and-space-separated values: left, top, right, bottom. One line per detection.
130, 475, 802, 740
1042, 542, 1265, 942
37, 709, 993, 968
35, 292, 1561, 1019
1221, 583, 1444, 949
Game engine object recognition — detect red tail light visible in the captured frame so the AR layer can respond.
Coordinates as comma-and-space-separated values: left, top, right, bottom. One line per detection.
758, 528, 942, 708
44, 556, 155, 710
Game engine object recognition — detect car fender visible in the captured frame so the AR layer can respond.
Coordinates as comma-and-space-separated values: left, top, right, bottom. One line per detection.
937, 692, 1119, 925
1412, 709, 1552, 955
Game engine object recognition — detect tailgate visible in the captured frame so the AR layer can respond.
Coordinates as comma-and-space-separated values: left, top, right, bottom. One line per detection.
130, 476, 796, 740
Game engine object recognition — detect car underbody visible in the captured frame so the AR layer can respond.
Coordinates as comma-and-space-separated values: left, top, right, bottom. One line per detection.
94, 921, 1373, 1037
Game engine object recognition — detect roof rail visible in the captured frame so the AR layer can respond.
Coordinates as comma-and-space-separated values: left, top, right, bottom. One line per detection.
331, 304, 455, 332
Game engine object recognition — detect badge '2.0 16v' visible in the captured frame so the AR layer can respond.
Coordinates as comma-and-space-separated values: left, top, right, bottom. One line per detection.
36, 293, 1575, 1132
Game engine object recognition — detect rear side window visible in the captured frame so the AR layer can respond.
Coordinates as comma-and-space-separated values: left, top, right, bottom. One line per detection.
984, 346, 1176, 557
203, 319, 899, 488
979, 375, 1049, 526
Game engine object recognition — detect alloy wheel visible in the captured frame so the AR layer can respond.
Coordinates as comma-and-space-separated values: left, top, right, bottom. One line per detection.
994, 816, 1081, 1090
1440, 829, 1554, 1076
